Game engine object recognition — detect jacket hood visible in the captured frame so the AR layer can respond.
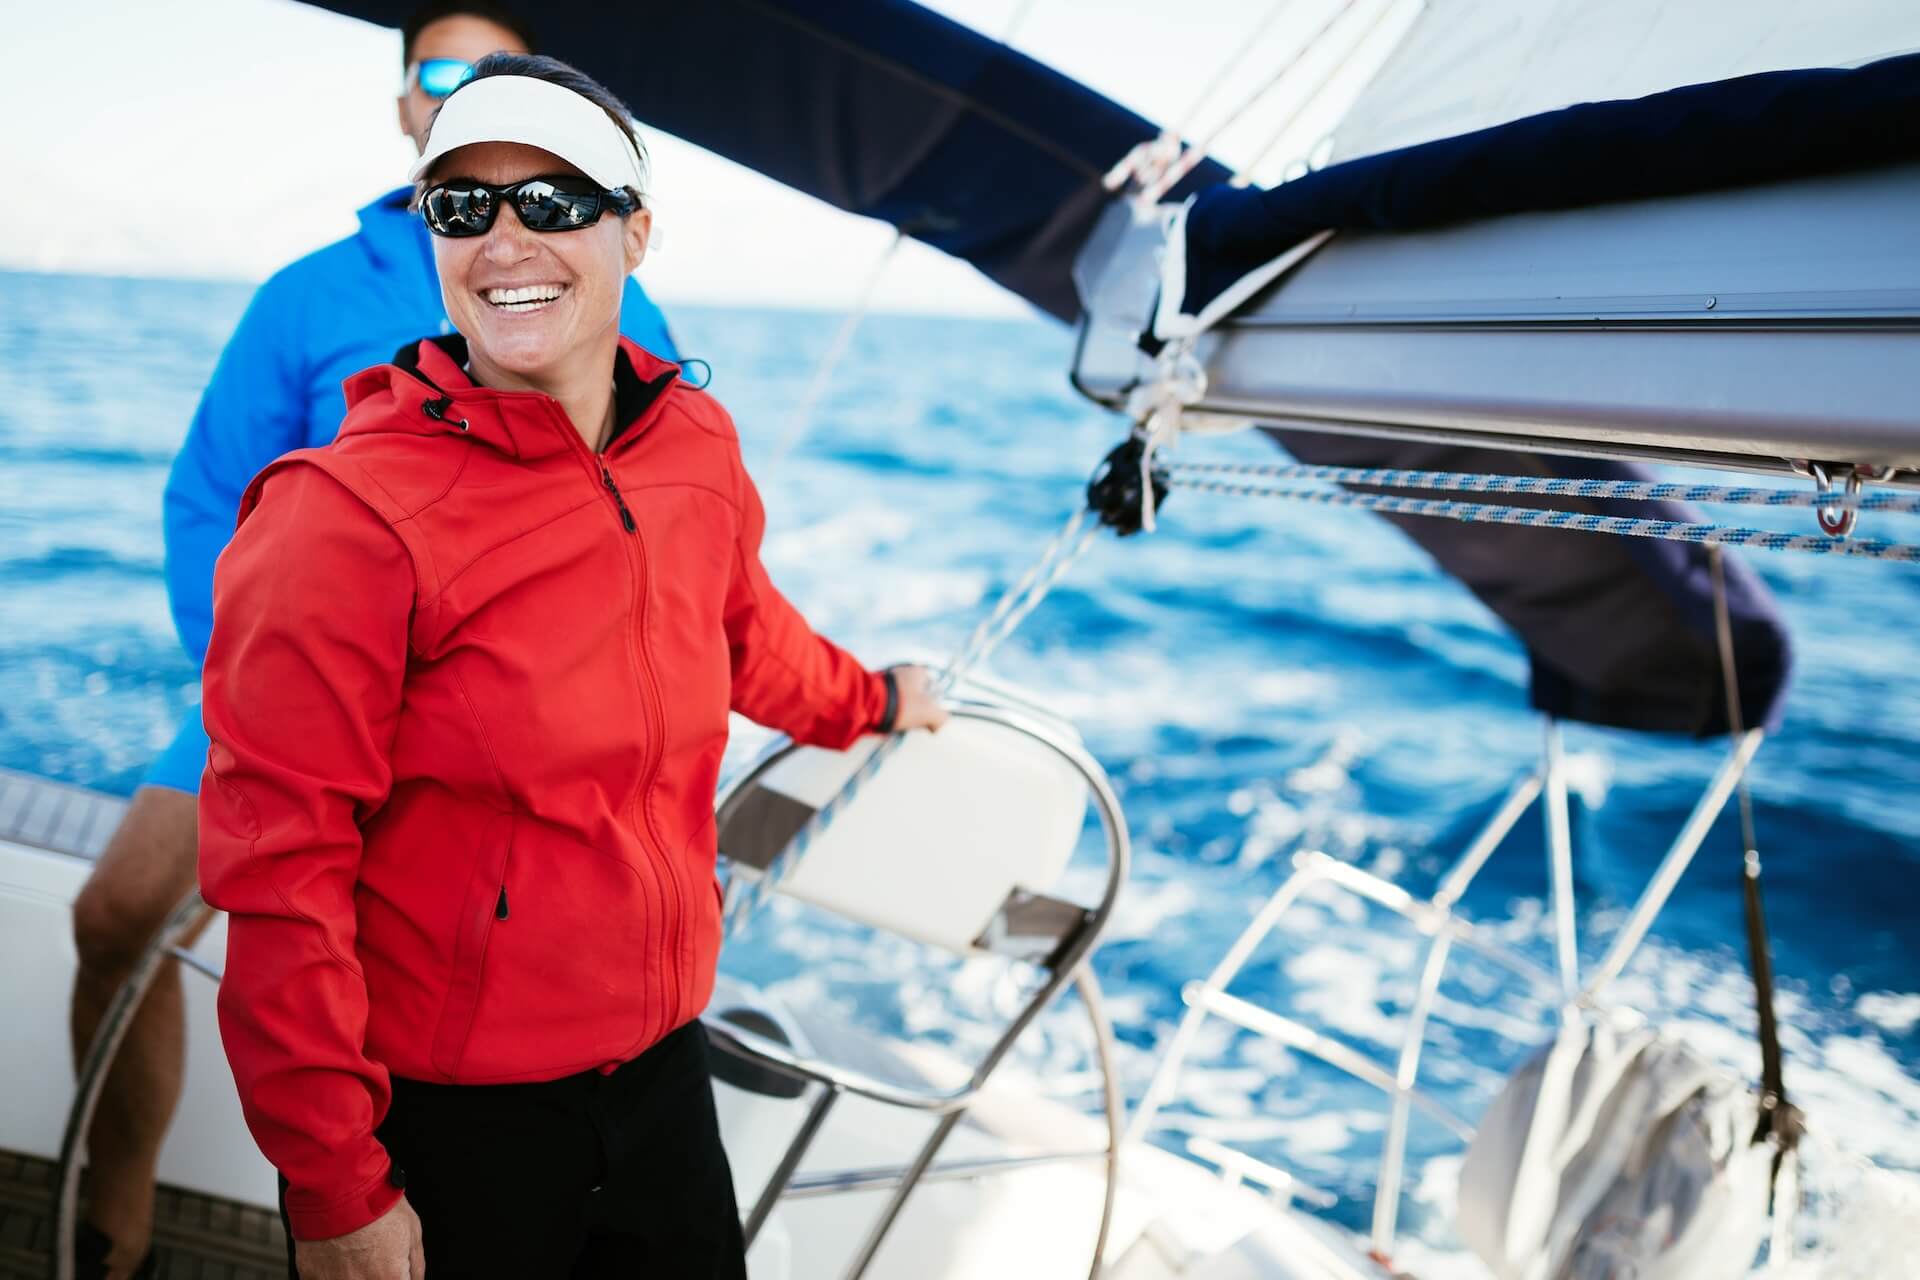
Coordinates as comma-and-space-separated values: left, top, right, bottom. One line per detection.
340, 334, 682, 462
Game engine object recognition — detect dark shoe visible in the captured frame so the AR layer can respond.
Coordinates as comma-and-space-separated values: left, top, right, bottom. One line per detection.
72, 1221, 156, 1280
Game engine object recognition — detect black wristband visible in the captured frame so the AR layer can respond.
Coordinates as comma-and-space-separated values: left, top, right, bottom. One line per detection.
877, 669, 900, 734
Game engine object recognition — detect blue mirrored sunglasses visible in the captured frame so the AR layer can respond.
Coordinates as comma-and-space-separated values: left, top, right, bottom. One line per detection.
411, 58, 476, 100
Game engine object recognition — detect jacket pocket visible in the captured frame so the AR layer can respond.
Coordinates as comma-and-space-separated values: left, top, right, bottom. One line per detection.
428, 810, 514, 1078
455, 819, 662, 1078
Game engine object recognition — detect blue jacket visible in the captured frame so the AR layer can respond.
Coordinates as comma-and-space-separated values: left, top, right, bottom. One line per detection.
162, 187, 679, 665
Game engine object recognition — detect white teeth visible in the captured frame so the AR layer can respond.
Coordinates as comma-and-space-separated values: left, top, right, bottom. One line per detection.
484, 284, 566, 310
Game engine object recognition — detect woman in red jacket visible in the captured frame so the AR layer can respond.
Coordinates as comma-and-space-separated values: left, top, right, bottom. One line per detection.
198, 53, 946, 1280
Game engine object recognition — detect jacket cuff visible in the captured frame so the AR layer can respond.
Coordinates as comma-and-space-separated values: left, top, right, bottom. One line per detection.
876, 669, 900, 734
283, 1160, 404, 1242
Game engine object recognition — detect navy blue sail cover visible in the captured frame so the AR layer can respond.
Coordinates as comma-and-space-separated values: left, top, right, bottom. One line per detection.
306, 0, 1226, 321
1178, 52, 1920, 321
302, 0, 1800, 734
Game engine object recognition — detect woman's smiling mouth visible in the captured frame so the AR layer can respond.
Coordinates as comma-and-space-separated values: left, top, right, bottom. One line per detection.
484, 283, 569, 312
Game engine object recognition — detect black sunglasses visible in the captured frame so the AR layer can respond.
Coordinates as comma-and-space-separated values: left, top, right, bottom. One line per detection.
420, 175, 639, 238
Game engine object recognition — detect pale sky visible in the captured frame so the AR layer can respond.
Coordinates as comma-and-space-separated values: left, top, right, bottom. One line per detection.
4, 0, 1417, 315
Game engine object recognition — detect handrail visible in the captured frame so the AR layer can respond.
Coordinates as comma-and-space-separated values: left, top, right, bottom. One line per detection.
1125, 717, 1772, 1263
1373, 931, 1455, 1252
1187, 987, 1474, 1141
1544, 720, 1580, 1000
1582, 729, 1765, 1001
1293, 851, 1559, 992
53, 889, 212, 1280
1184, 1136, 1336, 1210
710, 699, 1132, 1280
703, 1018, 972, 1114
782, 1149, 1113, 1199
1434, 772, 1541, 910
1128, 749, 1550, 1261
744, 1087, 838, 1246
1124, 854, 1335, 1146
1074, 964, 1126, 1276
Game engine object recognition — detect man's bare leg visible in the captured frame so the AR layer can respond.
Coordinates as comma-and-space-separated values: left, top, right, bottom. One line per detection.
69, 786, 210, 1280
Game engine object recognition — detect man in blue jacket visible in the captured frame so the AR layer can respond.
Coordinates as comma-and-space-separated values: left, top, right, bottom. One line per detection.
66, 5, 679, 1275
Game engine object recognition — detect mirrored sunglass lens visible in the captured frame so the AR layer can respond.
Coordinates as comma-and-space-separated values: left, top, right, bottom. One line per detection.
516, 184, 598, 230
515, 182, 560, 228
417, 58, 474, 98
425, 186, 492, 235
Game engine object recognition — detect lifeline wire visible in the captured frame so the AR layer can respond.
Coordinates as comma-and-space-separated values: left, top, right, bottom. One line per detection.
724, 505, 1099, 936
1165, 461, 1920, 512
1160, 475, 1920, 562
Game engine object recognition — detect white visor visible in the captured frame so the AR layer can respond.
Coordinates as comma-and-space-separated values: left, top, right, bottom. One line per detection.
409, 74, 649, 198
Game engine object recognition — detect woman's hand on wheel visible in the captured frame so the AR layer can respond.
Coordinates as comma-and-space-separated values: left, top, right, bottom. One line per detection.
292, 1193, 424, 1279
890, 665, 950, 733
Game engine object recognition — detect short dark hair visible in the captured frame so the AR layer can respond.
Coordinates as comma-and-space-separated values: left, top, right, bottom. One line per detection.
432, 53, 650, 206
401, 2, 537, 68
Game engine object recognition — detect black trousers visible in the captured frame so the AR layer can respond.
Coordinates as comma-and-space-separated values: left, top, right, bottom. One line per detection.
280, 1021, 747, 1278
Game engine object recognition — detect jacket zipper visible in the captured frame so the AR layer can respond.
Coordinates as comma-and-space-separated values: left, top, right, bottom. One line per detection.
598, 458, 637, 531
588, 435, 684, 1042
628, 532, 681, 1038
603, 445, 685, 1038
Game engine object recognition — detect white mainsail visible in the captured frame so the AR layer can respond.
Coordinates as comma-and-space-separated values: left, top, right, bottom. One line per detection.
1333, 0, 1920, 162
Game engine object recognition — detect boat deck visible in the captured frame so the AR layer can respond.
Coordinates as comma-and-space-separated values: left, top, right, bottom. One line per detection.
0, 1150, 285, 1280
0, 768, 125, 862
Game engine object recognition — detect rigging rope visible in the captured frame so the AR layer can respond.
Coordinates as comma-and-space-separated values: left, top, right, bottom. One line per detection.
1157, 473, 1920, 561
1113, 0, 1363, 202
999, 0, 1045, 43
1168, 0, 1295, 139
1708, 548, 1803, 1184
1165, 461, 1920, 512
723, 505, 1098, 935
1231, 0, 1408, 188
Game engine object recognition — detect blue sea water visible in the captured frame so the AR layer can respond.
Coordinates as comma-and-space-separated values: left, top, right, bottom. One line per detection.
2, 268, 1916, 1254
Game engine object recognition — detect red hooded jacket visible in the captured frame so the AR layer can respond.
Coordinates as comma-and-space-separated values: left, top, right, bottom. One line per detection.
198, 336, 887, 1240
